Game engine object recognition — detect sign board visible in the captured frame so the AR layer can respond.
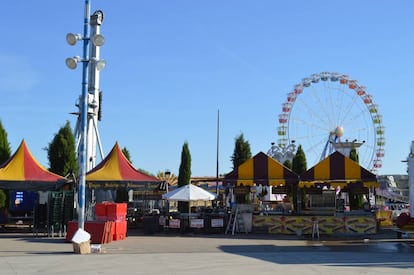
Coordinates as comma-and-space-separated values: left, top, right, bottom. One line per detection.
272, 186, 287, 194
211, 218, 224, 228
190, 219, 204, 228
169, 219, 181, 229
233, 186, 250, 195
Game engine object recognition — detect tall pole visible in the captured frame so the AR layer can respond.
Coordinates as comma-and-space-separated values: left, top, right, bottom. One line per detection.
409, 141, 414, 218
78, 0, 91, 230
215, 109, 220, 196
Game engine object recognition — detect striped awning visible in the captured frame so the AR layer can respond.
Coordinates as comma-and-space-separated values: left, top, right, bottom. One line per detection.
224, 152, 299, 186
299, 151, 378, 188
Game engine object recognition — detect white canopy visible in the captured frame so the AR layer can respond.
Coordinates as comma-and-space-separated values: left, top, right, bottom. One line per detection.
162, 183, 216, 202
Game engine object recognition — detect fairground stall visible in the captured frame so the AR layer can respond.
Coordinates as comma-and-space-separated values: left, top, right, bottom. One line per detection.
162, 183, 220, 234
223, 152, 299, 234
224, 151, 379, 236
85, 142, 164, 232
0, 140, 71, 236
257, 152, 379, 236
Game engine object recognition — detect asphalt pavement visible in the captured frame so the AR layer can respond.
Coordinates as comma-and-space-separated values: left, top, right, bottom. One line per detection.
0, 228, 413, 274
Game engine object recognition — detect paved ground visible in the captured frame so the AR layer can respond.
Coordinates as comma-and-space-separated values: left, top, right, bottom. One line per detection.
0, 228, 413, 274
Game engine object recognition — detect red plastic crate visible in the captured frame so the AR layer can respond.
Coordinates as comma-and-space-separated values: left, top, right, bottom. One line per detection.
113, 233, 126, 241
85, 221, 107, 244
112, 220, 126, 241
113, 220, 127, 235
106, 203, 127, 220
112, 220, 127, 241
66, 221, 109, 244
65, 221, 78, 242
95, 203, 108, 217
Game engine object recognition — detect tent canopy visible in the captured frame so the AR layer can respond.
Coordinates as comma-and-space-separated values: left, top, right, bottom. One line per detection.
0, 140, 66, 191
224, 152, 299, 186
86, 142, 161, 189
162, 183, 216, 202
299, 151, 378, 188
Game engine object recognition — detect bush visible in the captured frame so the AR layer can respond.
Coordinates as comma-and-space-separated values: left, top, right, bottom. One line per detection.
0, 189, 6, 208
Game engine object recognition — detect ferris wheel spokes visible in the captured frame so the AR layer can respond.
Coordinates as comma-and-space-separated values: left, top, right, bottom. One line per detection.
273, 72, 385, 173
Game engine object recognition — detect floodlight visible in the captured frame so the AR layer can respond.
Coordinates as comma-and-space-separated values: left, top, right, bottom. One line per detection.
66, 33, 82, 46
66, 56, 81, 69
92, 58, 106, 71
92, 34, 105, 46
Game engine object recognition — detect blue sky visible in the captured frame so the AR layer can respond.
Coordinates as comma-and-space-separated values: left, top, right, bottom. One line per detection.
0, 1, 413, 177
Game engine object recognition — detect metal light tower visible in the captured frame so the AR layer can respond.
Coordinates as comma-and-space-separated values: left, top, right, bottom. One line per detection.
66, 0, 106, 229
85, 10, 105, 171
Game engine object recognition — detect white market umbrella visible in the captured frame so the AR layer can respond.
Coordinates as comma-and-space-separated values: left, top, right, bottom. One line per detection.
162, 183, 216, 202
162, 184, 216, 227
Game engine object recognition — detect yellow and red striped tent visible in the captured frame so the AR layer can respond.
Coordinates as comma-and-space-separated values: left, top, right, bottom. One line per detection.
299, 151, 378, 188
0, 140, 66, 190
86, 142, 162, 189
224, 152, 299, 186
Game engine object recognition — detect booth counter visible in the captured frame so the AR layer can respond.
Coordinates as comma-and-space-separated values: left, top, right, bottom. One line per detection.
252, 213, 377, 235
160, 212, 226, 234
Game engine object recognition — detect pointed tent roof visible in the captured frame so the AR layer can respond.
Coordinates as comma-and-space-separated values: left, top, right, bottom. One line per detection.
224, 152, 299, 186
299, 151, 378, 188
0, 140, 66, 190
86, 142, 161, 189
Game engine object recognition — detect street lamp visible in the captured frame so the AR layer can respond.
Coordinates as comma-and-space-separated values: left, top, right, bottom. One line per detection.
65, 0, 106, 230
164, 170, 171, 229
164, 170, 171, 212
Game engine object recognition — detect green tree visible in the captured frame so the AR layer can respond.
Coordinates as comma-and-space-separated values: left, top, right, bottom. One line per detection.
0, 120, 11, 213
292, 145, 307, 174
349, 145, 363, 209
0, 189, 6, 208
122, 147, 132, 163
349, 146, 359, 163
283, 159, 292, 170
0, 189, 7, 222
177, 141, 191, 212
47, 121, 77, 177
0, 119, 11, 165
231, 133, 252, 170
291, 145, 307, 213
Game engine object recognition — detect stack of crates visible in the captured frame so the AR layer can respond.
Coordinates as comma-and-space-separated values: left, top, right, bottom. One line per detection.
48, 192, 64, 236
62, 191, 75, 228
95, 202, 127, 241
48, 191, 75, 237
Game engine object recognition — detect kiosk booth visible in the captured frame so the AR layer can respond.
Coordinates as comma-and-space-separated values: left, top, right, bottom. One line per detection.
224, 151, 379, 236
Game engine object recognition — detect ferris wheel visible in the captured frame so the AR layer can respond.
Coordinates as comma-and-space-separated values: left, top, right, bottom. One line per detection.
271, 72, 385, 174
